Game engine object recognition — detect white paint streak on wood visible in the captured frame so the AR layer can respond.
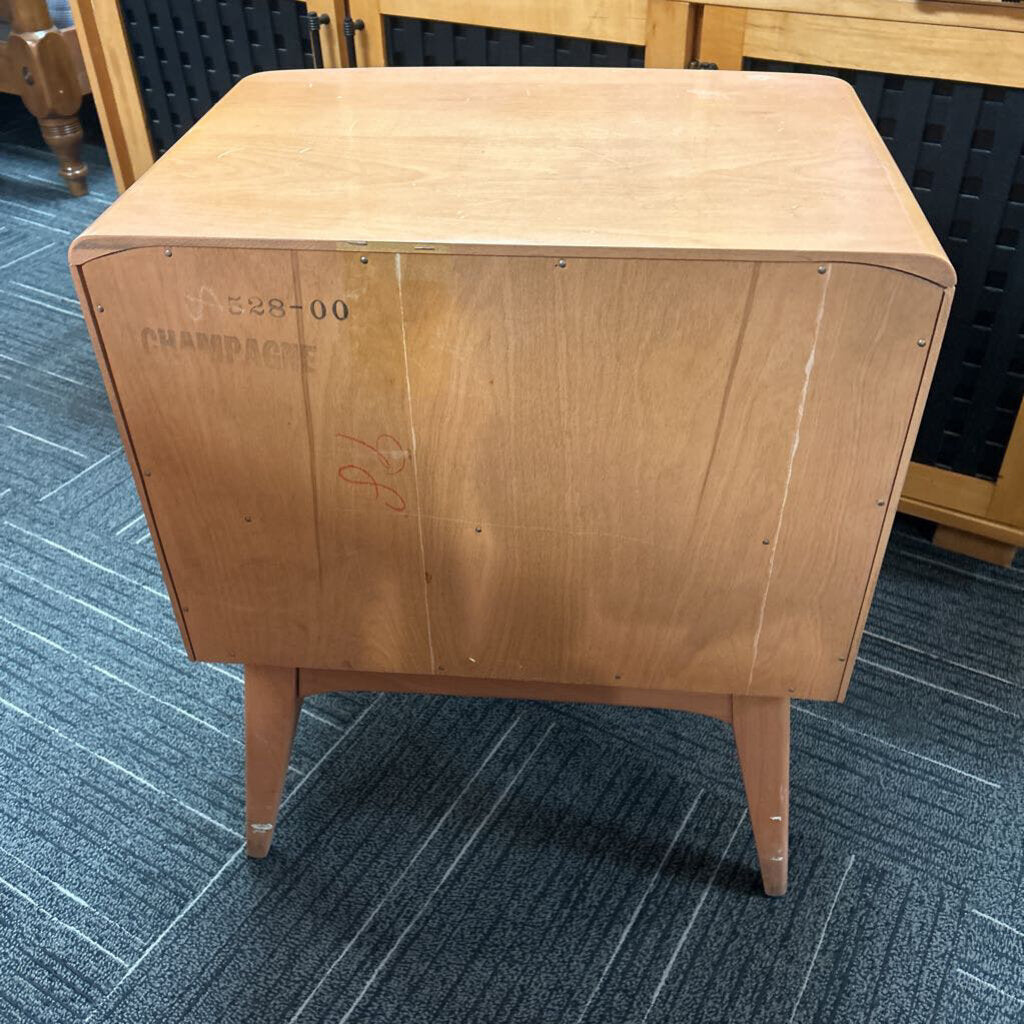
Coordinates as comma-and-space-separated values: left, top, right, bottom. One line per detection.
746, 270, 830, 692
395, 252, 436, 673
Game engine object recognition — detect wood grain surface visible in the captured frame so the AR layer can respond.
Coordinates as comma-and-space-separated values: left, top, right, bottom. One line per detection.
244, 664, 300, 858
733, 694, 790, 896
298, 667, 735, 722
69, 68, 952, 286
377, 0, 649, 44
80, 247, 946, 700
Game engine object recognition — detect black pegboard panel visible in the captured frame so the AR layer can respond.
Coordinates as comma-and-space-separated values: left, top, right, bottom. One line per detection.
119, 0, 316, 156
385, 16, 644, 68
746, 58, 1024, 482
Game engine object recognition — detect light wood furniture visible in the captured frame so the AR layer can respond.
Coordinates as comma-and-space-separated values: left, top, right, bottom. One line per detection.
66, 0, 348, 192
71, 67, 953, 896
696, 0, 1024, 89
70, 1, 1020, 566
1, 0, 90, 194
68, 0, 354, 193
69, 0, 700, 191
692, 0, 1024, 565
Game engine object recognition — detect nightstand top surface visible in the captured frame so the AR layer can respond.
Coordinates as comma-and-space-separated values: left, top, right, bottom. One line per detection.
72, 67, 953, 285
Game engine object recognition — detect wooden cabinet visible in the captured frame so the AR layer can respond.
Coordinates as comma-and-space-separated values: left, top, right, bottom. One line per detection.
71, 67, 952, 894
694, 1, 1024, 564
68, 3, 1024, 565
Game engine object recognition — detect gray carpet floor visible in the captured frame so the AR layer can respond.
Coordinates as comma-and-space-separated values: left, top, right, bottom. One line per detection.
2, 94, 1024, 1024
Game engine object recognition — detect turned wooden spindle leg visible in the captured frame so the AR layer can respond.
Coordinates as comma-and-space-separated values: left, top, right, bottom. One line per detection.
732, 695, 790, 896
245, 664, 301, 858
10, 0, 88, 195
39, 116, 88, 196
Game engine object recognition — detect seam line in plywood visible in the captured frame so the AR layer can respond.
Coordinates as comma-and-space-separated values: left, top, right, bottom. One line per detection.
746, 269, 830, 693
395, 253, 436, 674
290, 252, 324, 592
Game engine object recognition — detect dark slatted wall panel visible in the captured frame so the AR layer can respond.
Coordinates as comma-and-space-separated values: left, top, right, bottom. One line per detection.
119, 0, 315, 156
385, 17, 644, 68
747, 59, 1024, 482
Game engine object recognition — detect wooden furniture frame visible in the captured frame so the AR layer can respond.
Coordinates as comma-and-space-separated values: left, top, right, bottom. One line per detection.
69, 0, 351, 193
70, 0, 1024, 564
69, 0, 701, 191
348, 0, 699, 68
71, 68, 952, 896
692, 0, 1024, 566
1, 0, 90, 194
251, 666, 790, 893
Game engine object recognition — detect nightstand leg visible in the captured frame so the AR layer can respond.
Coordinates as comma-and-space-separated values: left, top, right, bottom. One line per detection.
245, 664, 301, 858
732, 695, 790, 896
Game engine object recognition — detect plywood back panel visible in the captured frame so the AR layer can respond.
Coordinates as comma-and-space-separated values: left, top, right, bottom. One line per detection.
81, 246, 432, 672
748, 267, 946, 699
81, 247, 943, 699
399, 256, 824, 690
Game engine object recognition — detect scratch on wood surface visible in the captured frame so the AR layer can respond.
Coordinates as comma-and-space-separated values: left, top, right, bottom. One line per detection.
746, 269, 831, 693
396, 252, 437, 673
183, 285, 223, 322
693, 265, 760, 517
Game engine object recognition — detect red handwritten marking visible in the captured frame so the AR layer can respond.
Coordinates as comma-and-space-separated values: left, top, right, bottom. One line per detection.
335, 431, 409, 512
338, 464, 407, 512
336, 433, 406, 475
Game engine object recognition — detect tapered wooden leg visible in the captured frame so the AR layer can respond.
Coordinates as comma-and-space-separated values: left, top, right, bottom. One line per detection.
732, 695, 790, 896
245, 665, 301, 858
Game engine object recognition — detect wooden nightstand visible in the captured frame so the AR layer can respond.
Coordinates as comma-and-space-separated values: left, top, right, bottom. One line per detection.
70, 67, 953, 895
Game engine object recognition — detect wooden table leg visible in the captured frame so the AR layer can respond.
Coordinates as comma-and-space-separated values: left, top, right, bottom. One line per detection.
245, 664, 301, 858
39, 115, 88, 196
732, 695, 790, 896
10, 0, 88, 195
